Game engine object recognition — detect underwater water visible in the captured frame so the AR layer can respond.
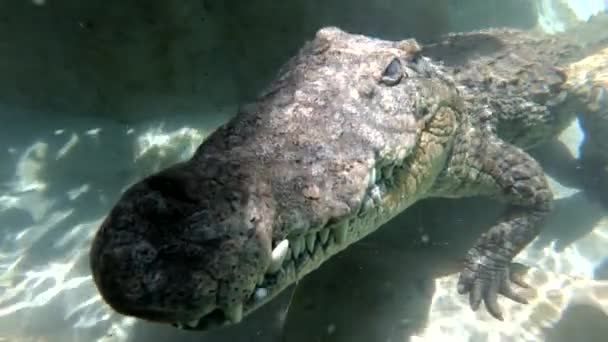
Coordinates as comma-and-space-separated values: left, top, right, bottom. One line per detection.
1, 0, 607, 341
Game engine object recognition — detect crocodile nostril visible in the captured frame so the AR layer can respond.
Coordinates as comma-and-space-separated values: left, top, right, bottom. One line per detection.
147, 174, 198, 205
132, 241, 158, 264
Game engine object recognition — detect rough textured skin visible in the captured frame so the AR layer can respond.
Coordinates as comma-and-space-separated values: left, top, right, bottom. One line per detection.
422, 31, 573, 149
422, 13, 608, 151
567, 47, 608, 203
90, 22, 606, 330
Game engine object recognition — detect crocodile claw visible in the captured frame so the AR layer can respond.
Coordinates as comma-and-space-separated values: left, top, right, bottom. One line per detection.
457, 258, 529, 321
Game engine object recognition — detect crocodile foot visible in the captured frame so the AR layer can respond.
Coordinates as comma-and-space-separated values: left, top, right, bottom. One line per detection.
457, 254, 530, 320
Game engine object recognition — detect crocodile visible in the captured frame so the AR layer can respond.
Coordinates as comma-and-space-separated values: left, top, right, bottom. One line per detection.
89, 21, 608, 330
568, 47, 608, 203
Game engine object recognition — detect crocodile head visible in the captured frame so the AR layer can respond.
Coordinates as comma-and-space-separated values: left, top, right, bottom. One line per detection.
90, 158, 277, 329
90, 27, 459, 331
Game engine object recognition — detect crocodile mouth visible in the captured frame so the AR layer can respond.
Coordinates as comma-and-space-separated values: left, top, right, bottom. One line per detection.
172, 222, 349, 330
168, 163, 400, 331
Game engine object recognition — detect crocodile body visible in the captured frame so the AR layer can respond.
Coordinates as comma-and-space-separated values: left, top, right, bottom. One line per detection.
89, 21, 607, 330
568, 47, 608, 202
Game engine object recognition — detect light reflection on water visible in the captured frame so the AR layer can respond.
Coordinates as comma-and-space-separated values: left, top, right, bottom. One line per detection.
0, 113, 218, 341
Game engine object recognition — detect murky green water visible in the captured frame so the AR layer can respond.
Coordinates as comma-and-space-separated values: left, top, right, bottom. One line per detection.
1, 1, 607, 341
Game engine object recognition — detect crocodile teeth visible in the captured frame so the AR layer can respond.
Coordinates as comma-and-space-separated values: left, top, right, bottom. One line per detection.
375, 168, 382, 183
369, 168, 377, 186
185, 319, 199, 328
268, 239, 289, 273
291, 237, 304, 259
359, 197, 374, 215
306, 234, 316, 253
255, 287, 268, 301
256, 274, 265, 286
369, 185, 382, 203
332, 223, 347, 244
384, 165, 394, 179
319, 228, 330, 245
286, 260, 296, 281
313, 243, 324, 260
223, 303, 244, 323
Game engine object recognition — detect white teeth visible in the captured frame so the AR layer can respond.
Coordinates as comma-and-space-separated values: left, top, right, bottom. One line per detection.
369, 185, 382, 204
375, 168, 382, 182
255, 287, 268, 301
306, 234, 316, 253
286, 260, 296, 281
332, 223, 347, 244
268, 239, 289, 273
319, 228, 330, 245
223, 303, 244, 323
185, 319, 199, 328
384, 165, 394, 179
292, 238, 304, 259
360, 197, 374, 214
313, 243, 324, 260
369, 168, 376, 185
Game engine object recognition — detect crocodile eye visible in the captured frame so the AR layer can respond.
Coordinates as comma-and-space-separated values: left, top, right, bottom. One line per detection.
380, 57, 403, 86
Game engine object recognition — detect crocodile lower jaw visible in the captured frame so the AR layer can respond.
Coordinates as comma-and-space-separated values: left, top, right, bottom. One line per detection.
174, 184, 413, 331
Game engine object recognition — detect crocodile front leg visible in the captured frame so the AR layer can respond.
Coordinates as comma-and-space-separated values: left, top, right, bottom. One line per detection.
567, 47, 608, 205
432, 129, 553, 320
